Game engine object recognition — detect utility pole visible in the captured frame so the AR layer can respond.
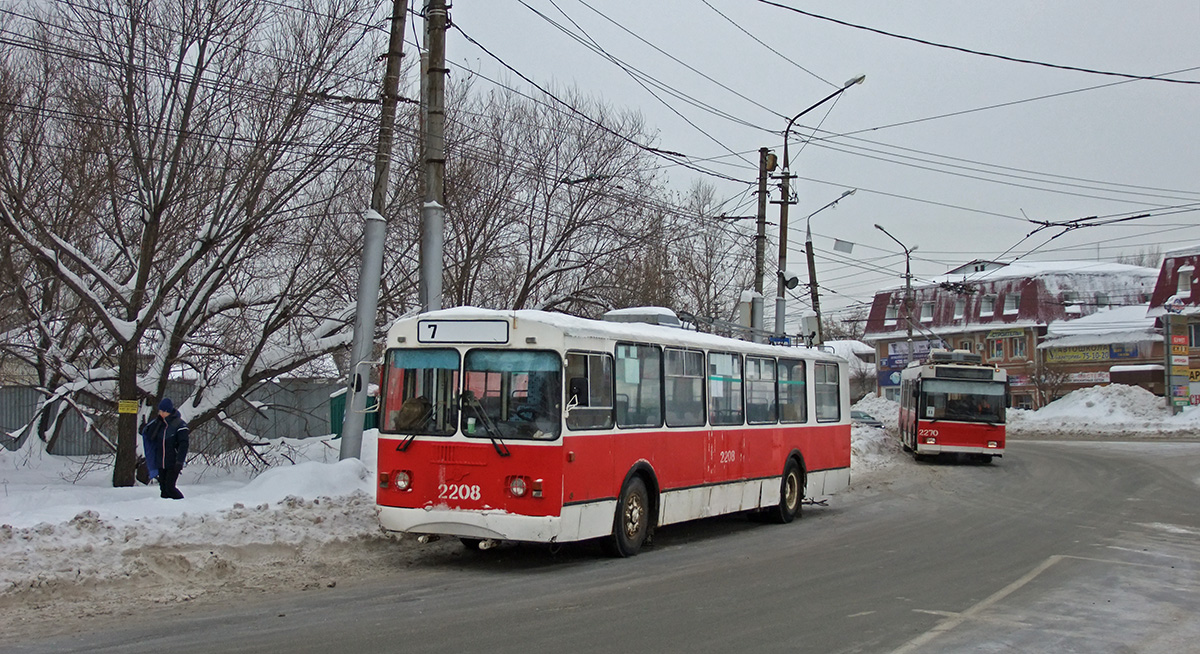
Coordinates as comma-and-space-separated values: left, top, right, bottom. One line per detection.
771, 167, 796, 337
339, 0, 407, 461
419, 0, 448, 312
753, 147, 776, 340
805, 224, 822, 344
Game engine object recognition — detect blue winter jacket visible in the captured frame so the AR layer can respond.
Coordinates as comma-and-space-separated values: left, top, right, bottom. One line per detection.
140, 410, 190, 478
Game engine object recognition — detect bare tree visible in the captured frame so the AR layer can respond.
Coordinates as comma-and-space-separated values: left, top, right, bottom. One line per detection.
0, 0, 384, 484
440, 84, 668, 315
669, 180, 754, 325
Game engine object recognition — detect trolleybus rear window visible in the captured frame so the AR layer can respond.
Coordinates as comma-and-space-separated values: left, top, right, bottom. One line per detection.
382, 348, 460, 436
462, 350, 562, 440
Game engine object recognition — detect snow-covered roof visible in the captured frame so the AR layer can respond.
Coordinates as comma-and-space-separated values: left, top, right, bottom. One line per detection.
1163, 242, 1200, 259
1036, 331, 1162, 349
885, 260, 1159, 293
1045, 305, 1155, 337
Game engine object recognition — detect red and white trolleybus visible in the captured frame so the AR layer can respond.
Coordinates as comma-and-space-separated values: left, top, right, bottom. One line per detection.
373, 307, 851, 556
898, 349, 1007, 463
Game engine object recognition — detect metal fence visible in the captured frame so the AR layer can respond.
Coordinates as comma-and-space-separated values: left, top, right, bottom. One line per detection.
0, 379, 344, 455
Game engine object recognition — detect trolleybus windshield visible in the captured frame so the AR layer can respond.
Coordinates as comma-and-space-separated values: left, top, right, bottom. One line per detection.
921, 379, 1005, 423
382, 348, 460, 435
462, 350, 562, 441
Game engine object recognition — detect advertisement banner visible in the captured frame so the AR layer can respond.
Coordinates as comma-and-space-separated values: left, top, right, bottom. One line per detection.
1045, 345, 1109, 363
1067, 371, 1110, 384
1108, 344, 1140, 359
1172, 334, 1188, 346
1172, 344, 1189, 356
877, 370, 902, 388
886, 339, 944, 357
1172, 355, 1190, 367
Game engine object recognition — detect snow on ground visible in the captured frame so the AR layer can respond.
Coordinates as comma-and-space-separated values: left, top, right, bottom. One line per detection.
2, 384, 1197, 635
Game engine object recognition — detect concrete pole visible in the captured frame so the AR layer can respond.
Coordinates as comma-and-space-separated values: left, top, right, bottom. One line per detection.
753, 148, 774, 340
340, 0, 407, 461
419, 0, 448, 312
773, 171, 792, 335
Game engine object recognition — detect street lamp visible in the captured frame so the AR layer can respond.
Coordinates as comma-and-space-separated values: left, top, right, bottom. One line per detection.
874, 224, 918, 364
772, 75, 865, 339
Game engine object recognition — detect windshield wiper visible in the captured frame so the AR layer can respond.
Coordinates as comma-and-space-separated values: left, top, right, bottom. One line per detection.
463, 393, 511, 457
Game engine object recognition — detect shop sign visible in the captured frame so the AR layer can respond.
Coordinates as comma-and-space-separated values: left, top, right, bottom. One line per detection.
1172, 355, 1190, 367
1067, 371, 1110, 384
1189, 370, 1200, 382
886, 339, 944, 357
1172, 343, 1189, 356
1171, 334, 1188, 346
986, 328, 1025, 339
1173, 366, 1191, 377
1108, 344, 1139, 359
1045, 345, 1109, 363
1172, 384, 1189, 397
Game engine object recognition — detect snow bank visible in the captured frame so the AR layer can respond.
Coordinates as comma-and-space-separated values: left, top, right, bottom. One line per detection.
1008, 384, 1200, 438
851, 396, 902, 472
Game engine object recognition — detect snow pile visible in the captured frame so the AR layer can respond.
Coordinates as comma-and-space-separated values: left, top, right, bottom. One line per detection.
853, 394, 900, 430
1008, 384, 1200, 438
850, 396, 902, 471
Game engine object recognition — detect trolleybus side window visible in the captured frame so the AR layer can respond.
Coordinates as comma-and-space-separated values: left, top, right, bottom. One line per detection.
462, 349, 562, 440
746, 356, 778, 424
664, 347, 705, 427
382, 348, 460, 436
815, 362, 840, 422
708, 352, 744, 426
778, 358, 807, 423
615, 343, 663, 428
565, 351, 615, 430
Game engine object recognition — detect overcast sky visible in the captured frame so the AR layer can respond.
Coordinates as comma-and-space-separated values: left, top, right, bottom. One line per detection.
437, 1, 1200, 317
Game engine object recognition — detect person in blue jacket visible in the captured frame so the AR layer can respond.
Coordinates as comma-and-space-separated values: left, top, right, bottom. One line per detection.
140, 397, 189, 499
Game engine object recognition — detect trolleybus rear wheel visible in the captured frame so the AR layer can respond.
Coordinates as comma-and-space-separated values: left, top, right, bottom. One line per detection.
459, 537, 483, 551
770, 459, 803, 524
605, 477, 649, 557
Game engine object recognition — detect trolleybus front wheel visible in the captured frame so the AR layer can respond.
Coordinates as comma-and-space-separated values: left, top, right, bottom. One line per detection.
604, 477, 649, 557
770, 459, 803, 524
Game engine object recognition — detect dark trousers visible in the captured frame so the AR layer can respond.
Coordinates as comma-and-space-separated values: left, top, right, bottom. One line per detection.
159, 465, 184, 499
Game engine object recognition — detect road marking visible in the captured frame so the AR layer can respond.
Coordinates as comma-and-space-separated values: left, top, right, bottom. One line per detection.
890, 553, 1191, 654
888, 555, 1063, 654
847, 611, 876, 618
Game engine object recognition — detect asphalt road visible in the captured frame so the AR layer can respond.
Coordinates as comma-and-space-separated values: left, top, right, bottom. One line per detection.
8, 440, 1200, 654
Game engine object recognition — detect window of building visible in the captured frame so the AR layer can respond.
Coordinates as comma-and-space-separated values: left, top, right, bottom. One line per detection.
885, 304, 898, 326
1063, 291, 1081, 315
1003, 294, 1019, 315
920, 301, 934, 322
1177, 265, 1194, 297
615, 343, 662, 428
1012, 394, 1034, 410
745, 356, 778, 424
981, 295, 996, 316
1094, 292, 1109, 309
1010, 336, 1027, 359
663, 348, 704, 428
953, 298, 965, 320
959, 339, 973, 352
988, 338, 1004, 360
1190, 323, 1200, 348
708, 352, 743, 426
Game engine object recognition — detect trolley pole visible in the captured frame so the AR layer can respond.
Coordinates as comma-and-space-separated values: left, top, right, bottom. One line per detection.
339, 0, 406, 461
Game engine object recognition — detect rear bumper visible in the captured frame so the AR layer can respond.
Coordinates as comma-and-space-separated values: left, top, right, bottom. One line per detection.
917, 444, 1003, 456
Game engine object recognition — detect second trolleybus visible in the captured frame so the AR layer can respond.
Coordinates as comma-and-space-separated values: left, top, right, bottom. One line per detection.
372, 306, 852, 556
898, 349, 1007, 463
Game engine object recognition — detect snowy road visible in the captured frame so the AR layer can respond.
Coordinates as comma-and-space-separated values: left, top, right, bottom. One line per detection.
6, 439, 1200, 654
